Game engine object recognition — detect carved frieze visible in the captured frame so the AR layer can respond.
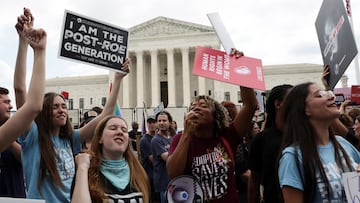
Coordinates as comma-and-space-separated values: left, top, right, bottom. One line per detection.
130, 16, 213, 38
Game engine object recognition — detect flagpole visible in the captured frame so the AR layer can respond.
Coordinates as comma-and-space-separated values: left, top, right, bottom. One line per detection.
142, 101, 148, 135
347, 0, 360, 84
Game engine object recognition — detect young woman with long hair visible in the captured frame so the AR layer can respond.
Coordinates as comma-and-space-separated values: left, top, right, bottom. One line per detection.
278, 82, 360, 202
14, 9, 129, 201
247, 84, 293, 203
71, 115, 149, 203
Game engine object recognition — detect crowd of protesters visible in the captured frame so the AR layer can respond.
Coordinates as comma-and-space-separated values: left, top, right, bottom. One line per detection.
2, 7, 360, 203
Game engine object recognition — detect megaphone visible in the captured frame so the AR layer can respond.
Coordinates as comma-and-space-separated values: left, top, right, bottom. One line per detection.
166, 175, 204, 203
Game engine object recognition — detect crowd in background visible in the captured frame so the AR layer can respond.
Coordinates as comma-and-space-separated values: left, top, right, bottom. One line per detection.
2, 7, 360, 203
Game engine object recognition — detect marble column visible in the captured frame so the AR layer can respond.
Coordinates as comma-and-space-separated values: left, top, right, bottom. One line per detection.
166, 48, 176, 107
136, 51, 144, 107
198, 77, 206, 95
122, 71, 130, 108
181, 47, 191, 106
150, 49, 160, 107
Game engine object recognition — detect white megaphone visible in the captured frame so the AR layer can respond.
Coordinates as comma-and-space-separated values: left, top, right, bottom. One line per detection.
172, 189, 189, 201
166, 175, 204, 203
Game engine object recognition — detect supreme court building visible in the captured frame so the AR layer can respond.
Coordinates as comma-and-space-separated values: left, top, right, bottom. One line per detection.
46, 16, 343, 128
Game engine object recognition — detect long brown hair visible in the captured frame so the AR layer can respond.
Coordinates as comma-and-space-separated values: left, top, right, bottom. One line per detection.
88, 115, 149, 203
35, 92, 74, 192
280, 83, 354, 202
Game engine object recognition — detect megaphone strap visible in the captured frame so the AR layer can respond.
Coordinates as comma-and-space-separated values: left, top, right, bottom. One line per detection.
220, 136, 235, 168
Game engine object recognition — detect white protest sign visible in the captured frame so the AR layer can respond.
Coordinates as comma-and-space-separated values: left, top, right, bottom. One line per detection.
207, 12, 236, 55
342, 171, 360, 202
0, 198, 45, 203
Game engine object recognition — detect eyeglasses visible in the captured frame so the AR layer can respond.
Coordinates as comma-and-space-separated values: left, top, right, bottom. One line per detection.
316, 90, 335, 98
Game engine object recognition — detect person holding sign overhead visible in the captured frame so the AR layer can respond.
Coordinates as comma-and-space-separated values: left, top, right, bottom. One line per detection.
167, 49, 258, 202
13, 8, 131, 203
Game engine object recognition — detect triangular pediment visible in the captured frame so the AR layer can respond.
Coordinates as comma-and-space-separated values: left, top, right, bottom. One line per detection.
129, 16, 214, 38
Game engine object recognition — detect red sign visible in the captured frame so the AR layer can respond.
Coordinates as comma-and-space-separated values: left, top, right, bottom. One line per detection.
351, 85, 360, 104
193, 46, 265, 90
61, 91, 69, 100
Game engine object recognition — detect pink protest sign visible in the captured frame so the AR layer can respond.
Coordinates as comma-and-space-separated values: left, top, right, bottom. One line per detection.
193, 46, 265, 90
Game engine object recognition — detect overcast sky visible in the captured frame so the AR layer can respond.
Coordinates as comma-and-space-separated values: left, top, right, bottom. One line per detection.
0, 0, 359, 102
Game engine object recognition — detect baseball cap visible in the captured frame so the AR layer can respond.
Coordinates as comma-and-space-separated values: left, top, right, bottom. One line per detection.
147, 115, 156, 122
84, 110, 98, 119
79, 110, 98, 128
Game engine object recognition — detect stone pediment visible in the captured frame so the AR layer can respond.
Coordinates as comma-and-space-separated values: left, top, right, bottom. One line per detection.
129, 16, 214, 38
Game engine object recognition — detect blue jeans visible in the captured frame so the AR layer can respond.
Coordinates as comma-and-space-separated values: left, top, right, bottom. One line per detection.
160, 191, 166, 203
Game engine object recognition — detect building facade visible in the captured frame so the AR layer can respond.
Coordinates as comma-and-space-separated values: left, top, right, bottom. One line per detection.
46, 16, 332, 129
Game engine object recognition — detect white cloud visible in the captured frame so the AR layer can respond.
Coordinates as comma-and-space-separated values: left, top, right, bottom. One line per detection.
0, 60, 13, 85
0, 60, 15, 106
47, 62, 109, 79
